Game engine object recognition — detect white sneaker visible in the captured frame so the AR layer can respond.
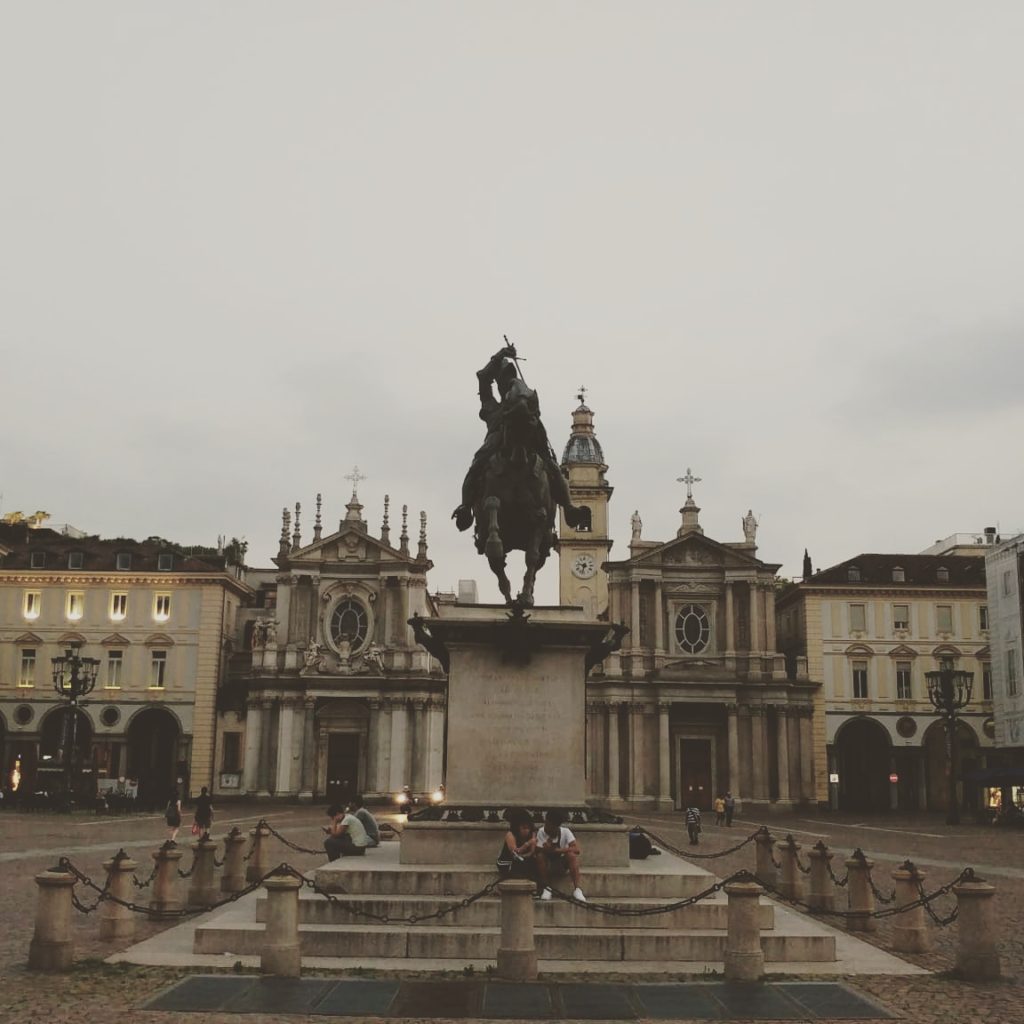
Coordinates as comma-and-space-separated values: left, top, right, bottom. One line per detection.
540, 887, 553, 901
572, 887, 586, 902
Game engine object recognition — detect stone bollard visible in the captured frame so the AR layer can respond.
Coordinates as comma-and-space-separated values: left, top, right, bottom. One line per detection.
28, 868, 76, 971
261, 870, 302, 977
845, 849, 876, 933
954, 869, 1000, 980
754, 828, 777, 889
496, 880, 538, 981
187, 834, 220, 910
98, 850, 138, 942
246, 821, 272, 883
776, 835, 804, 902
221, 827, 249, 893
891, 860, 930, 954
807, 841, 835, 913
724, 875, 765, 982
149, 841, 185, 916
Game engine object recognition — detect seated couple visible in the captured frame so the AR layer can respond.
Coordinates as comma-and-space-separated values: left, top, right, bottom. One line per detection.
323, 795, 380, 860
497, 808, 586, 903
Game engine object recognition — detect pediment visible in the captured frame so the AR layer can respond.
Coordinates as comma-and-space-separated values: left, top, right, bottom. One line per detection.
975, 646, 991, 660
57, 631, 87, 646
145, 633, 175, 647
15, 631, 43, 645
888, 644, 918, 658
287, 525, 418, 567
635, 532, 773, 572
101, 633, 131, 646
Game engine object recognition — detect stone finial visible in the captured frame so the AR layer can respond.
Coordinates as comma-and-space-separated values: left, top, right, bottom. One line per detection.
802, 549, 812, 579
417, 511, 428, 560
676, 468, 703, 537
278, 507, 291, 557
399, 504, 410, 556
381, 494, 391, 546
292, 502, 302, 551
313, 493, 323, 543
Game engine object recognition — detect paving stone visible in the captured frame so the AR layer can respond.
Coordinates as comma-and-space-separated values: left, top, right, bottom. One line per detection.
558, 982, 637, 1019
142, 974, 255, 1011
390, 979, 484, 1018
710, 982, 805, 1019
481, 982, 554, 1018
631, 983, 725, 1019
309, 979, 401, 1016
225, 976, 337, 1013
779, 982, 896, 1019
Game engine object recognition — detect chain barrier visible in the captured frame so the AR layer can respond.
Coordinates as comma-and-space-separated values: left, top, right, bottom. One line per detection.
782, 837, 813, 876
177, 857, 196, 880
261, 820, 323, 857
131, 863, 159, 890
638, 827, 760, 861
546, 871, 748, 917
825, 858, 849, 888
850, 849, 896, 904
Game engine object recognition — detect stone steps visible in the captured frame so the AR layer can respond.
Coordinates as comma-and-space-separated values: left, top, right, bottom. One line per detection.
252, 892, 776, 930
194, 922, 835, 962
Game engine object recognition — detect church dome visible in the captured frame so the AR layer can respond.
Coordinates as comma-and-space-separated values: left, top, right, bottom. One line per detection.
561, 401, 605, 466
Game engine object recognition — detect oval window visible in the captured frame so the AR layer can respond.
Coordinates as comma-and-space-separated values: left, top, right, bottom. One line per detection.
674, 604, 710, 654
896, 716, 917, 738
330, 598, 368, 652
14, 704, 34, 726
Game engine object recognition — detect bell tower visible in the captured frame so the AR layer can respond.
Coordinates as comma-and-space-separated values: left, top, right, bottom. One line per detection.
558, 388, 613, 617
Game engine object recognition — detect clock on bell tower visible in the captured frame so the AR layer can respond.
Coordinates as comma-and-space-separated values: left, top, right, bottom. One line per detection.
558, 388, 613, 618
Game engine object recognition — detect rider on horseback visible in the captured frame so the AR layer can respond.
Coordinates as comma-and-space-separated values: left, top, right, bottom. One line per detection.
452, 344, 582, 533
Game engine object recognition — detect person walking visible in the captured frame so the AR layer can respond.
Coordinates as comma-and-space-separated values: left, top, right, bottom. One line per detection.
192, 786, 213, 836
685, 805, 702, 846
724, 792, 736, 827
165, 786, 182, 843
713, 794, 726, 826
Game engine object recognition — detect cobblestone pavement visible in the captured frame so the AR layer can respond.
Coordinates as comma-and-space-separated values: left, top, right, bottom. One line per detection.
0, 803, 1021, 1023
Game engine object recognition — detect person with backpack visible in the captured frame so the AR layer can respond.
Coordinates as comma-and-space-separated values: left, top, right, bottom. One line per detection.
165, 786, 182, 842
192, 786, 213, 836
685, 804, 702, 846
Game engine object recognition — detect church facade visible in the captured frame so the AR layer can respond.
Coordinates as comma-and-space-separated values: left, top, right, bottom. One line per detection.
559, 400, 822, 812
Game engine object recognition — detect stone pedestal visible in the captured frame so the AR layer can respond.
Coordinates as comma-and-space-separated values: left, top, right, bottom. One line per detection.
149, 843, 184, 916
187, 835, 220, 909
754, 830, 777, 888
807, 842, 835, 913
891, 862, 930, 954
262, 873, 302, 977
221, 828, 249, 893
496, 880, 538, 980
246, 823, 271, 883
724, 878, 765, 982
845, 853, 876, 933
954, 874, 1000, 980
28, 870, 75, 971
98, 852, 137, 941
776, 836, 803, 902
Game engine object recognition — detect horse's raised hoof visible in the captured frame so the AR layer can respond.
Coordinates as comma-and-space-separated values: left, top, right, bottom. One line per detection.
452, 505, 473, 531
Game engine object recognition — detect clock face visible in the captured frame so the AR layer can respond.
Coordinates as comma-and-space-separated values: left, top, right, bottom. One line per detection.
572, 553, 597, 579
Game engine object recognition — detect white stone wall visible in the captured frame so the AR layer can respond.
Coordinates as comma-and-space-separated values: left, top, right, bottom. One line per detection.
986, 536, 1024, 748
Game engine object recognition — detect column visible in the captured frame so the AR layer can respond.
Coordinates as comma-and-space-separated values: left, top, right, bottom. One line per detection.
798, 708, 813, 803
765, 584, 777, 653
388, 698, 409, 791
727, 703, 741, 802
275, 699, 297, 794
411, 698, 428, 791
630, 581, 641, 649
724, 582, 735, 658
242, 700, 262, 797
377, 700, 393, 795
657, 702, 672, 807
426, 698, 445, 790
775, 707, 791, 803
299, 697, 316, 799
586, 701, 599, 797
749, 705, 766, 800
628, 703, 645, 801
399, 580, 411, 645
382, 578, 395, 646
653, 582, 664, 652
257, 699, 274, 797
365, 699, 381, 795
607, 703, 620, 802
748, 582, 760, 657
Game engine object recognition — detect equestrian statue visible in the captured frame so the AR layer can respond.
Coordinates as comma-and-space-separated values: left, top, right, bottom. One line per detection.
452, 343, 582, 608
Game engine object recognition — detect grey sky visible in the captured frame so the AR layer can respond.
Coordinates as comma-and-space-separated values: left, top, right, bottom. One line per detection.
2, 2, 1022, 605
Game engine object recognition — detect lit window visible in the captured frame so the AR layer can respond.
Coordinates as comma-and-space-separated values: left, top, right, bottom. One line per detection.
896, 661, 912, 700
1008, 649, 1018, 698
116, 552, 132, 571
849, 604, 866, 632
983, 665, 993, 700
674, 604, 711, 654
936, 566, 949, 583
936, 605, 953, 633
150, 650, 167, 688
68, 551, 84, 569
157, 553, 174, 571
23, 591, 41, 620
980, 606, 989, 632
110, 592, 128, 621
893, 604, 909, 631
852, 660, 869, 698
892, 566, 905, 583
18, 649, 36, 688
66, 591, 85, 621
153, 593, 171, 622
106, 650, 123, 689
30, 551, 46, 569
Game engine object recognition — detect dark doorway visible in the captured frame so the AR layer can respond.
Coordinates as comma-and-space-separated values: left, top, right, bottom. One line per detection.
894, 747, 920, 810
326, 733, 360, 803
835, 718, 890, 812
678, 738, 713, 810
127, 708, 180, 809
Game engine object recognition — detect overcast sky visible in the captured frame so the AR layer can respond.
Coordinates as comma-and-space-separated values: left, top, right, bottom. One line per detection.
2, 3, 1022, 605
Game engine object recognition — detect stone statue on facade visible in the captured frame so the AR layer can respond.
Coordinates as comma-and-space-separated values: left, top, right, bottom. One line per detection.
360, 641, 386, 675
451, 342, 582, 607
303, 638, 325, 672
251, 618, 266, 648
264, 618, 278, 645
631, 510, 642, 541
742, 509, 758, 544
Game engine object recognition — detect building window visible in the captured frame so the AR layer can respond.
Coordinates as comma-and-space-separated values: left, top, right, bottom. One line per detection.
936, 605, 953, 633
892, 566, 905, 583
674, 604, 711, 654
153, 593, 171, 623
222, 733, 242, 773
23, 591, 41, 620
1003, 570, 1014, 596
847, 566, 861, 582
106, 650, 123, 689
1007, 649, 1018, 698
150, 650, 167, 688
30, 551, 46, 569
983, 664, 993, 700
979, 605, 989, 632
893, 604, 909, 631
116, 552, 132, 571
66, 591, 85, 621
896, 661, 913, 700
110, 592, 128, 621
852, 660, 869, 698
575, 506, 593, 532
67, 551, 84, 569
18, 649, 36, 688
849, 604, 866, 632
330, 598, 368, 651
937, 566, 949, 583
158, 553, 174, 571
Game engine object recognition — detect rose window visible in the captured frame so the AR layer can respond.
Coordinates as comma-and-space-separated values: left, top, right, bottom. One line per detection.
674, 604, 710, 654
330, 598, 368, 651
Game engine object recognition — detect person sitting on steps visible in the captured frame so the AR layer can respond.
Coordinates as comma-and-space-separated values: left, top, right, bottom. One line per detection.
323, 801, 371, 860
536, 810, 586, 902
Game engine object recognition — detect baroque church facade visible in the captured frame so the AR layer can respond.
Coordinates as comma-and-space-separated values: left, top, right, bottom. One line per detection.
559, 399, 822, 812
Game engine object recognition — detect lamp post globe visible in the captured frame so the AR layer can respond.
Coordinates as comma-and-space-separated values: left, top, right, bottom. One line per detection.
50, 643, 100, 811
925, 668, 974, 826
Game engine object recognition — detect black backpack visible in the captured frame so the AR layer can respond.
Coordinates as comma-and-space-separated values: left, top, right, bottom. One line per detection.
628, 828, 653, 860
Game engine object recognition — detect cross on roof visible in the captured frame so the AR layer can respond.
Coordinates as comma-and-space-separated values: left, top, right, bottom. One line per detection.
576, 385, 588, 406
677, 467, 702, 501
345, 465, 367, 498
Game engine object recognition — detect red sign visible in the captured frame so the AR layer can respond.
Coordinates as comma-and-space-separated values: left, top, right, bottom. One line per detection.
889, 773, 899, 783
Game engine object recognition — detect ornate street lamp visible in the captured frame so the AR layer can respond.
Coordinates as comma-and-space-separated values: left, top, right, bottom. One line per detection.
925, 667, 974, 826
51, 643, 100, 810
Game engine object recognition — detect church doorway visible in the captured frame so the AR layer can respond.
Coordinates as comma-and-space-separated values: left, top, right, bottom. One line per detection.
677, 737, 713, 810
126, 708, 180, 809
835, 717, 890, 812
326, 733, 360, 804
